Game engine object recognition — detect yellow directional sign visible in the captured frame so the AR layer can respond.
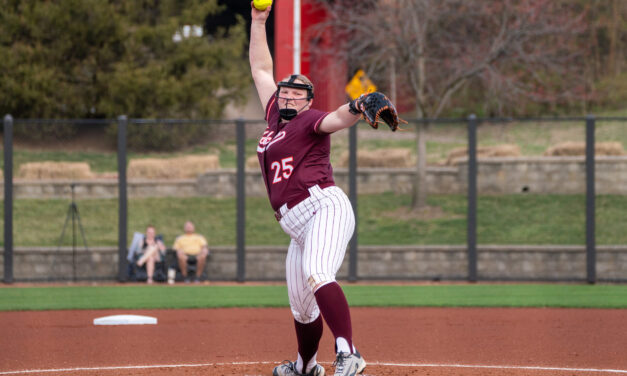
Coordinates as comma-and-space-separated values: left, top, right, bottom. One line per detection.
345, 69, 377, 100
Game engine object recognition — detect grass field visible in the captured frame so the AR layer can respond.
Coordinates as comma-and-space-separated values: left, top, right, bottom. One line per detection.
1, 284, 626, 311
4, 192, 627, 247
5, 118, 627, 248
5, 116, 627, 171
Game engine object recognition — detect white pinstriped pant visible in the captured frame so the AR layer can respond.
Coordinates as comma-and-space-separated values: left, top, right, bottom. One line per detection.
277, 184, 355, 324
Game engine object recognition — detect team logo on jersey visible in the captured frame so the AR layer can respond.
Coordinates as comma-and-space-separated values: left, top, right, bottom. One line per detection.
257, 130, 286, 153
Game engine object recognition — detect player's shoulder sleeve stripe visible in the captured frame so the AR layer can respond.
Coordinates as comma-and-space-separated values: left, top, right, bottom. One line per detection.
313, 111, 331, 135
265, 95, 277, 121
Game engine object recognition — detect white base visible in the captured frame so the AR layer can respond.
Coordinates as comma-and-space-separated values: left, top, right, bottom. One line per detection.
93, 314, 157, 325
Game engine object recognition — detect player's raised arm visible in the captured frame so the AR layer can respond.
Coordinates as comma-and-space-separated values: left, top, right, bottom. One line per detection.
249, 2, 277, 112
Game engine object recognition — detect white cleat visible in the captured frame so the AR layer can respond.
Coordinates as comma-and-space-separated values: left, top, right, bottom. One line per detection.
273, 360, 326, 376
332, 351, 366, 376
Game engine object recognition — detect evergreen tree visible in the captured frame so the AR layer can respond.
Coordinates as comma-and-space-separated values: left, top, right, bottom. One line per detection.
0, 0, 249, 145
102, 0, 249, 119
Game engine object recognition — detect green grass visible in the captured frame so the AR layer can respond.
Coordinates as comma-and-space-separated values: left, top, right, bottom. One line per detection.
4, 193, 627, 247
2, 118, 627, 247
1, 284, 626, 311
5, 117, 627, 172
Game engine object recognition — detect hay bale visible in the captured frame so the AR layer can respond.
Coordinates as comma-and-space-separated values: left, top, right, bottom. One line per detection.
18, 162, 93, 180
337, 148, 414, 168
93, 172, 118, 180
446, 144, 521, 165
543, 142, 624, 156
128, 155, 220, 179
246, 155, 260, 169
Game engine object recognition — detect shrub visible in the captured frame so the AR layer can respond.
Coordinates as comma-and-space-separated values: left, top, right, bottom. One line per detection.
13, 124, 78, 142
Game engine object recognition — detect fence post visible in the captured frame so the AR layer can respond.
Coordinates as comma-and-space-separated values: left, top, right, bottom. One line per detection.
117, 116, 128, 282
348, 124, 358, 282
585, 115, 596, 284
236, 119, 246, 282
467, 114, 478, 282
3, 115, 13, 284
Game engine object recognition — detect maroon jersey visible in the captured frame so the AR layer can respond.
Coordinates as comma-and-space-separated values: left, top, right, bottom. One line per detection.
257, 94, 335, 211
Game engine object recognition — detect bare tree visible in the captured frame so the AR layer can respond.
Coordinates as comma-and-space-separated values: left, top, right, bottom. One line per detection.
312, 0, 587, 210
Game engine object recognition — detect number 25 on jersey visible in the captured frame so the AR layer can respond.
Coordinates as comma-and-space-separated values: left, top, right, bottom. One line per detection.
271, 157, 294, 184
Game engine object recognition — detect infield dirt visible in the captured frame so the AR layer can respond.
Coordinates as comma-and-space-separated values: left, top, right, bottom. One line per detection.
1, 307, 626, 375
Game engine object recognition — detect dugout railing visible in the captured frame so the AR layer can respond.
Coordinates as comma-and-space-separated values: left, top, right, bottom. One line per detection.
2, 114, 627, 283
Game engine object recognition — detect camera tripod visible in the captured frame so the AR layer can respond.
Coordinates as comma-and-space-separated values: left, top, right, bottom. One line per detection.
57, 183, 89, 282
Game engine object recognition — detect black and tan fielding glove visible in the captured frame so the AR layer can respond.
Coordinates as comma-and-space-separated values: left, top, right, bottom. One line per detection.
348, 92, 403, 132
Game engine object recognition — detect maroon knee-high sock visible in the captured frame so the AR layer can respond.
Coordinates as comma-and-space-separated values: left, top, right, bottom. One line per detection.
314, 282, 353, 353
294, 315, 323, 373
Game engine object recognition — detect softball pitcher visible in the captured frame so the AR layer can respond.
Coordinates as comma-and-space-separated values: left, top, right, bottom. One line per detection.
249, 3, 400, 376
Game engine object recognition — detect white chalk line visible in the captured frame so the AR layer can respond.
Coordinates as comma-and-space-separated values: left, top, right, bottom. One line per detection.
368, 362, 627, 374
1, 361, 627, 375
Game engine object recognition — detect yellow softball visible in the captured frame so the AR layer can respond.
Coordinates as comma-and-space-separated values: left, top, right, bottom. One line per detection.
253, 0, 272, 11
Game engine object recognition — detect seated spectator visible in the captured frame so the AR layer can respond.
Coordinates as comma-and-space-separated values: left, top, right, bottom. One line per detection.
173, 221, 209, 283
130, 225, 166, 284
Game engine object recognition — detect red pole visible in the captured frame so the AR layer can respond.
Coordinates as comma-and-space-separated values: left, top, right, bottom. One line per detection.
274, 0, 294, 82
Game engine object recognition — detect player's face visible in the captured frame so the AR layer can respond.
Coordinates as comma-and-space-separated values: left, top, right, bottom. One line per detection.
277, 85, 311, 110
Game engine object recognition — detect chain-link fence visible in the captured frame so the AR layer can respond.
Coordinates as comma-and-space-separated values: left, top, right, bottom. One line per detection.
2, 115, 627, 283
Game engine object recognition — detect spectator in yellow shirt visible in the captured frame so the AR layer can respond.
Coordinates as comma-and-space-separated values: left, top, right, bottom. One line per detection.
173, 221, 209, 283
